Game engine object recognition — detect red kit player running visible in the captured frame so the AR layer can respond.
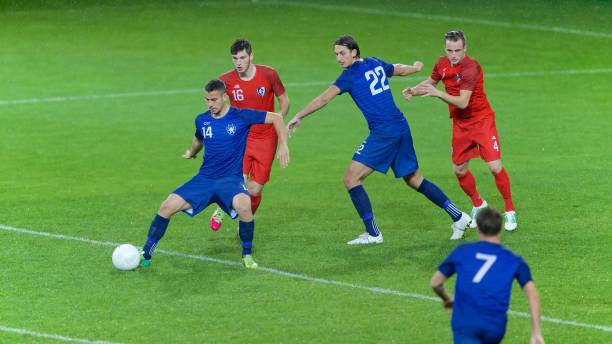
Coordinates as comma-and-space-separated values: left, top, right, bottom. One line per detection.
404, 30, 517, 231
209, 38, 290, 231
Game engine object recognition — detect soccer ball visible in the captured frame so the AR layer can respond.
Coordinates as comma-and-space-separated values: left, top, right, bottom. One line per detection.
112, 244, 141, 270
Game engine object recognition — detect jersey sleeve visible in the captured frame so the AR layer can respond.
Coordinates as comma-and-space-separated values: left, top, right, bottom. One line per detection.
460, 61, 479, 91
515, 259, 533, 288
333, 70, 352, 95
268, 69, 286, 96
438, 249, 458, 278
240, 109, 267, 125
371, 57, 395, 78
194, 117, 203, 142
430, 59, 442, 82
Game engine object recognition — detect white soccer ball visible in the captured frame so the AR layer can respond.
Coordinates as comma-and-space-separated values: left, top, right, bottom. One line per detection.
112, 244, 140, 271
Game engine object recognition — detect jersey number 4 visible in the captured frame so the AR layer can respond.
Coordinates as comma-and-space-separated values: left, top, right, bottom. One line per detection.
364, 66, 390, 96
472, 253, 497, 283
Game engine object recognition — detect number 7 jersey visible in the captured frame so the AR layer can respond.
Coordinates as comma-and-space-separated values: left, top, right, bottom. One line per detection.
334, 57, 407, 135
438, 241, 532, 331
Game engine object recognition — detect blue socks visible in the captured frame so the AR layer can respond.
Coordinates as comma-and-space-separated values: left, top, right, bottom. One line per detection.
348, 185, 380, 237
417, 179, 462, 222
142, 214, 170, 260
239, 220, 255, 256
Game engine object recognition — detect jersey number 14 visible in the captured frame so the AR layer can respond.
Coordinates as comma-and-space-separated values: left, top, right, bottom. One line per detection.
365, 66, 390, 96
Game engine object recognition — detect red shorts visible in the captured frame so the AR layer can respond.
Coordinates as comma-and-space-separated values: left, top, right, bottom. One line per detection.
242, 135, 278, 185
451, 115, 501, 165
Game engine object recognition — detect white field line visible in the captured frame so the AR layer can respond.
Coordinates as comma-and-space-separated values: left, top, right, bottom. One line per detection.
0, 324, 121, 344
2, 67, 612, 106
1, 224, 611, 334
264, 1, 612, 39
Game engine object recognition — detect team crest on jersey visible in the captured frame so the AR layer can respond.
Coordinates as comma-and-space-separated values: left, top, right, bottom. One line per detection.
257, 86, 266, 97
226, 123, 237, 135
455, 73, 462, 83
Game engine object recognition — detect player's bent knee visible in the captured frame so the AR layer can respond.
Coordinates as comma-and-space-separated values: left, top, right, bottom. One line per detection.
453, 164, 469, 176
158, 194, 186, 217
403, 172, 423, 189
232, 194, 252, 219
487, 160, 503, 174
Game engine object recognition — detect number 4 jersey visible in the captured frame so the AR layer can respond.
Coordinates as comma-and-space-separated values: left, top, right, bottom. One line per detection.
438, 241, 533, 332
334, 57, 408, 135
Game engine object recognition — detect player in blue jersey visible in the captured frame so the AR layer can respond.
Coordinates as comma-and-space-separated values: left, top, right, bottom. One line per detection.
287, 35, 471, 244
431, 207, 544, 344
139, 79, 289, 269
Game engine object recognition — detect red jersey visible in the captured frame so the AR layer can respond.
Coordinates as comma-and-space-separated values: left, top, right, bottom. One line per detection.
430, 55, 494, 121
219, 65, 286, 139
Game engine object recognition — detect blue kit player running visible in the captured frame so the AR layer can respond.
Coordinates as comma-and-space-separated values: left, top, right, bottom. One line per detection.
431, 207, 544, 344
287, 35, 471, 244
140, 79, 289, 269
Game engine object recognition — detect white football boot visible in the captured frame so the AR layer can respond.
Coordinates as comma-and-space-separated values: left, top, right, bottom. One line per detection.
450, 212, 472, 240
504, 211, 518, 231
347, 232, 383, 245
469, 200, 488, 229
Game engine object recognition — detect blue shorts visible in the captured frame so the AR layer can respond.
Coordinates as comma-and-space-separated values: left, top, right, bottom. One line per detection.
453, 327, 505, 344
173, 175, 248, 218
352, 128, 419, 178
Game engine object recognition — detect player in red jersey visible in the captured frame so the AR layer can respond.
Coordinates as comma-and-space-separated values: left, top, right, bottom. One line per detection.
403, 30, 517, 231
209, 38, 290, 231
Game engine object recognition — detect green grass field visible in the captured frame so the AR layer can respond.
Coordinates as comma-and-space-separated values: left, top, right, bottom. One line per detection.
1, 0, 611, 343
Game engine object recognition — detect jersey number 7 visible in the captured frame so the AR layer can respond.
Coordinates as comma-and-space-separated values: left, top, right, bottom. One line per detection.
472, 253, 497, 283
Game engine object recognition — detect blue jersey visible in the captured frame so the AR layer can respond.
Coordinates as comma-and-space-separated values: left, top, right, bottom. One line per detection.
334, 57, 407, 135
194, 107, 266, 178
438, 241, 532, 332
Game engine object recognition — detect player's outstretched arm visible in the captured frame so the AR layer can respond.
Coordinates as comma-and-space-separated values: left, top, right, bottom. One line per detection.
430, 271, 453, 313
265, 112, 289, 168
182, 136, 203, 159
523, 281, 545, 344
286, 85, 340, 136
393, 61, 424, 76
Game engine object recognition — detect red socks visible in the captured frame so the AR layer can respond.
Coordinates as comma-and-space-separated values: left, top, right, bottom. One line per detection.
250, 193, 262, 214
493, 168, 514, 212
457, 170, 484, 207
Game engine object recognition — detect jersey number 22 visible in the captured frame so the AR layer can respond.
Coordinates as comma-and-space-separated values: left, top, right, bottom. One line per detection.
365, 66, 390, 96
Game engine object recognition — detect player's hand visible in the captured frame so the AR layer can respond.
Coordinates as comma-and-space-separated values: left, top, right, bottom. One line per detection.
414, 84, 439, 97
530, 333, 545, 344
443, 299, 453, 314
182, 149, 196, 159
413, 61, 424, 72
402, 87, 413, 101
287, 116, 301, 137
277, 143, 289, 168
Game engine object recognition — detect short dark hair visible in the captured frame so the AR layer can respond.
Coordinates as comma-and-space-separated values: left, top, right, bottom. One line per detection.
204, 79, 226, 93
445, 30, 466, 47
476, 207, 503, 236
334, 35, 360, 58
230, 38, 252, 55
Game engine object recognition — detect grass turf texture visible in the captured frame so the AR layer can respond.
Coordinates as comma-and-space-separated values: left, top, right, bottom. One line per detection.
1, 0, 611, 343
